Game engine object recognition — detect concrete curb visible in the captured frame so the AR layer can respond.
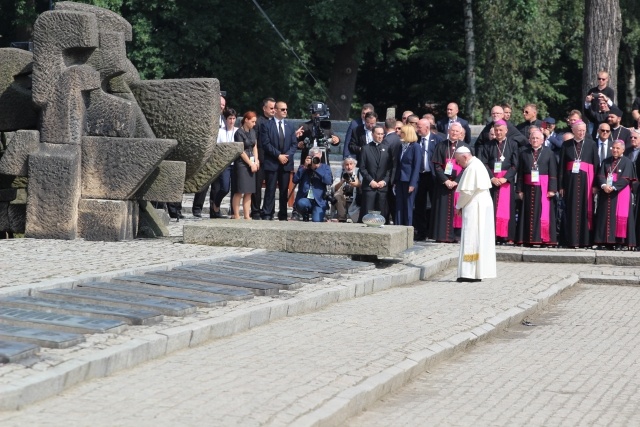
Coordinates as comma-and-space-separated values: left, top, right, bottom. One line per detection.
293, 273, 581, 427
579, 274, 640, 286
496, 248, 640, 266
0, 257, 436, 411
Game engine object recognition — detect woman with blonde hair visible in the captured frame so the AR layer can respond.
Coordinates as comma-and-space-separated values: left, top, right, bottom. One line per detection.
393, 124, 422, 225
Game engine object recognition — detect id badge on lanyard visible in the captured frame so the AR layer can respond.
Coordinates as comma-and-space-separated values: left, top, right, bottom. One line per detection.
493, 162, 502, 174
606, 173, 613, 187
572, 160, 581, 174
531, 168, 539, 182
444, 160, 454, 175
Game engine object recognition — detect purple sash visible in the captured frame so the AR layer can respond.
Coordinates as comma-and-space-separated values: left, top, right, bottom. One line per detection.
613, 173, 631, 238
493, 170, 511, 238
566, 161, 594, 230
524, 174, 551, 242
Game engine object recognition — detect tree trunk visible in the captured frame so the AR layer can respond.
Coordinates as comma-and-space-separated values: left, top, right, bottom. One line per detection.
327, 39, 359, 121
582, 0, 622, 100
463, 0, 476, 124
621, 41, 636, 115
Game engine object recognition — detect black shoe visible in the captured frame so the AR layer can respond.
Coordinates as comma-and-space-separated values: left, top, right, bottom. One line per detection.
414, 234, 427, 241
291, 211, 302, 221
176, 212, 185, 219
278, 216, 288, 221
252, 214, 262, 220
302, 214, 310, 222
261, 215, 273, 221
456, 277, 482, 283
211, 211, 228, 219
193, 211, 202, 218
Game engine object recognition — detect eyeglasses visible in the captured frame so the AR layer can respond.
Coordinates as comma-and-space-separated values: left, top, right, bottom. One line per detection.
599, 129, 611, 133
279, 108, 288, 111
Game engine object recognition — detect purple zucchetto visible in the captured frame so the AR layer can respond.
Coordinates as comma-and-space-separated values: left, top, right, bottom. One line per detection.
493, 119, 507, 127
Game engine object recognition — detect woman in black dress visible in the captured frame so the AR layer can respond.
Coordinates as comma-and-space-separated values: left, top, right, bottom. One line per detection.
232, 111, 259, 219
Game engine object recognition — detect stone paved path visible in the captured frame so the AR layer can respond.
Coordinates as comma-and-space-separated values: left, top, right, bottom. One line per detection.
0, 261, 630, 426
347, 283, 640, 427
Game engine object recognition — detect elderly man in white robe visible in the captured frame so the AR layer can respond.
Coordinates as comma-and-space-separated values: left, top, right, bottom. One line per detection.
454, 146, 497, 282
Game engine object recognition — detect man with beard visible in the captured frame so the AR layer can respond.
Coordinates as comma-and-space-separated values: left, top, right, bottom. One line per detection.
516, 130, 558, 246
479, 120, 519, 244
607, 107, 631, 149
558, 121, 599, 247
430, 123, 472, 242
593, 140, 636, 250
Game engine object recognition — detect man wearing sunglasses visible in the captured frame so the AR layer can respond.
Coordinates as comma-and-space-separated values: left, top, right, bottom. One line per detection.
585, 71, 615, 114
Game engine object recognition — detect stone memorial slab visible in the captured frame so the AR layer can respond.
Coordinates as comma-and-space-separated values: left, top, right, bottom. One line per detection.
0, 130, 40, 176
0, 340, 40, 363
39, 288, 195, 316
174, 265, 299, 288
135, 160, 186, 202
77, 281, 227, 307
210, 261, 323, 281
223, 257, 340, 276
263, 251, 375, 270
130, 78, 219, 183
81, 136, 178, 200
144, 270, 279, 296
26, 144, 82, 239
0, 307, 126, 334
0, 324, 83, 349
112, 275, 253, 300
0, 48, 38, 131
0, 297, 164, 326
183, 220, 413, 257
249, 254, 347, 274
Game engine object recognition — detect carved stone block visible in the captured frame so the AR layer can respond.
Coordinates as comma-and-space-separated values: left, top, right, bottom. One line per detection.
136, 160, 186, 202
0, 130, 40, 176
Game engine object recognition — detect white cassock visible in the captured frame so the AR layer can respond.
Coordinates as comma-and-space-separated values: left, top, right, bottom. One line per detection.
455, 156, 497, 279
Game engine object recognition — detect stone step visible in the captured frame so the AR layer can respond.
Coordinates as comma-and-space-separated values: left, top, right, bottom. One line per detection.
0, 297, 164, 326
0, 324, 84, 349
112, 275, 255, 300
0, 340, 40, 363
143, 270, 280, 296
38, 288, 196, 317
0, 307, 127, 335
76, 282, 228, 308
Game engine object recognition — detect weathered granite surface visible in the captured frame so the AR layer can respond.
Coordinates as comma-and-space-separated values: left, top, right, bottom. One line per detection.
184, 220, 414, 257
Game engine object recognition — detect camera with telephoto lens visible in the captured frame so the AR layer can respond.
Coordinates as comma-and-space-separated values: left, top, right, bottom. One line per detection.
342, 172, 355, 182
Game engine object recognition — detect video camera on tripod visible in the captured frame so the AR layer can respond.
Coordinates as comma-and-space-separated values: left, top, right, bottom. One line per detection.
303, 101, 333, 149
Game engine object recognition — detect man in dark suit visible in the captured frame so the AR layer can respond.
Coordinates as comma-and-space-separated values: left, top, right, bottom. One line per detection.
475, 105, 527, 151
516, 103, 543, 140
359, 125, 394, 222
413, 118, 444, 240
260, 101, 301, 221
250, 97, 275, 220
436, 102, 472, 145
349, 111, 378, 165
343, 103, 375, 159
383, 118, 402, 224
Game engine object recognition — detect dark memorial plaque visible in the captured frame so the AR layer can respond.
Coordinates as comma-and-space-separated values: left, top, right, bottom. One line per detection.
0, 340, 40, 363
211, 261, 323, 281
263, 252, 375, 270
248, 254, 345, 274
39, 289, 196, 317
0, 324, 84, 349
0, 307, 127, 334
0, 297, 164, 326
77, 282, 228, 307
113, 275, 254, 300
221, 257, 340, 276
144, 270, 280, 296
174, 265, 299, 287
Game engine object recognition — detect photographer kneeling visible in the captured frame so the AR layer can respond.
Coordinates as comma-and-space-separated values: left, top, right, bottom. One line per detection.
333, 157, 361, 222
293, 147, 334, 222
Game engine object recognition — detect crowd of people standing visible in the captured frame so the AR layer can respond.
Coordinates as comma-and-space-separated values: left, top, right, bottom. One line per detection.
189, 71, 640, 250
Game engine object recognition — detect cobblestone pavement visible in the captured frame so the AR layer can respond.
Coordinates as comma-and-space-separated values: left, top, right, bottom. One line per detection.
347, 283, 640, 427
0, 261, 632, 426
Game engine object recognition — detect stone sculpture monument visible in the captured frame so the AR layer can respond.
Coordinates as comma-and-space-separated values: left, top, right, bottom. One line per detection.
0, 1, 241, 241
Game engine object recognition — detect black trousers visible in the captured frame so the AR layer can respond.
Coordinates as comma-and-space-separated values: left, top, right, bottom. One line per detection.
262, 167, 290, 220
413, 172, 434, 238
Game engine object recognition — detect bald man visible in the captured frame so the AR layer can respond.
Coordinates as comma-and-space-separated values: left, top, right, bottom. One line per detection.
436, 102, 471, 145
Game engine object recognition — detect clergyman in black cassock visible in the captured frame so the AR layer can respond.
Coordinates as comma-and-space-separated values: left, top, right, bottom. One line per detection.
558, 121, 599, 247
516, 131, 558, 246
593, 140, 636, 249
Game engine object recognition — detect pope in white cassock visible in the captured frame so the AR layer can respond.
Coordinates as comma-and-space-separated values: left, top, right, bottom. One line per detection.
454, 146, 497, 282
